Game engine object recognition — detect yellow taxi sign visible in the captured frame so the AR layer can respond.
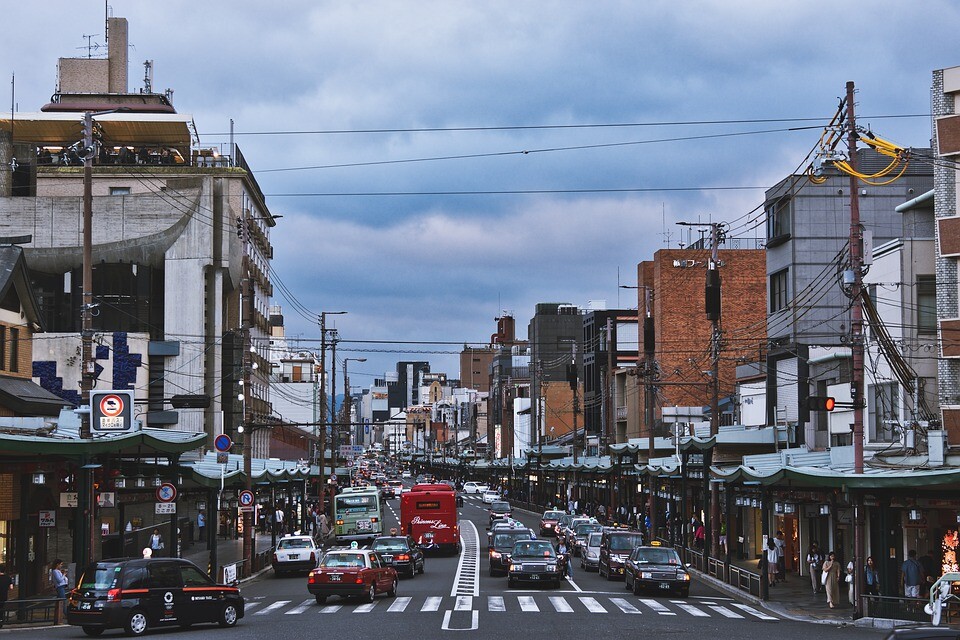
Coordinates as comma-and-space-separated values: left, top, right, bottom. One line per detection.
650, 540, 662, 546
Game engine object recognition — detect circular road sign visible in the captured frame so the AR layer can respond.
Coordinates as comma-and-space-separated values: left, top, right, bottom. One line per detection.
156, 483, 177, 503
238, 490, 254, 508
214, 433, 233, 453
99, 394, 124, 417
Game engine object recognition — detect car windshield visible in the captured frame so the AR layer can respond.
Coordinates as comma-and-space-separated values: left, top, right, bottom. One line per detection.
492, 532, 532, 550
587, 533, 603, 547
632, 548, 681, 565
575, 524, 601, 536
278, 538, 313, 549
512, 541, 557, 559
542, 511, 564, 520
320, 553, 367, 568
79, 563, 122, 590
372, 538, 409, 552
491, 502, 510, 512
609, 533, 645, 551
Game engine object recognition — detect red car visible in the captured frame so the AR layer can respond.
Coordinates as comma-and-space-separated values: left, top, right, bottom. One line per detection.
539, 510, 566, 536
307, 549, 398, 604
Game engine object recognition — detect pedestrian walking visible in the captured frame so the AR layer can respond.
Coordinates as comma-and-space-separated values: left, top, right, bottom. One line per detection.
774, 531, 786, 582
694, 521, 705, 550
50, 559, 68, 614
149, 528, 164, 552
846, 560, 855, 605
0, 564, 13, 628
765, 538, 778, 588
918, 548, 936, 597
596, 504, 606, 524
558, 541, 572, 578
864, 556, 881, 596
806, 542, 824, 594
822, 551, 841, 608
902, 549, 923, 598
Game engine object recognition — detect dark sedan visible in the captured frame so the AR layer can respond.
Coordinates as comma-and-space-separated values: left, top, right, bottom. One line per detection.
488, 529, 535, 577
507, 539, 564, 588
624, 544, 691, 597
370, 536, 425, 579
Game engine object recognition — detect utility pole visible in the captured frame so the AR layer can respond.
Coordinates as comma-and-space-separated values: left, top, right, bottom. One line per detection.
239, 214, 253, 578
330, 331, 339, 470
569, 344, 579, 464
605, 317, 615, 510
706, 222, 723, 558
845, 79, 866, 619
80, 111, 95, 439
642, 287, 657, 541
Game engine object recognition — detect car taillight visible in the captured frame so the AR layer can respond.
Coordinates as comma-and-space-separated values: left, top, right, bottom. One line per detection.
396, 554, 409, 561
355, 577, 364, 584
371, 517, 378, 523
107, 588, 122, 602
308, 572, 316, 584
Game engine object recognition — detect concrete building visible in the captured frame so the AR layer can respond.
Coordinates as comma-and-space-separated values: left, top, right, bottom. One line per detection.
581, 304, 639, 447
486, 314, 529, 459
0, 17, 277, 455
528, 303, 582, 449
763, 148, 933, 447
460, 346, 494, 392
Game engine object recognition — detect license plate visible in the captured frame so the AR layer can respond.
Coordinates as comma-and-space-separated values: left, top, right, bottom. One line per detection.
383, 556, 393, 563
659, 582, 670, 589
529, 574, 540, 580
81, 602, 92, 610
617, 568, 624, 574
358, 520, 371, 530
329, 574, 342, 582
289, 554, 299, 560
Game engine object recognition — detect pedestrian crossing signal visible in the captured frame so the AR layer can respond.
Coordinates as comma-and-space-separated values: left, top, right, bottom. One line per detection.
807, 396, 836, 411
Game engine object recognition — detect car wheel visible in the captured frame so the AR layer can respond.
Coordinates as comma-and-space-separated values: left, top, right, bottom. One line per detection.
418, 561, 425, 574
315, 594, 327, 604
81, 627, 104, 637
679, 587, 690, 598
124, 610, 148, 637
633, 577, 643, 596
365, 584, 376, 603
388, 579, 398, 597
407, 567, 416, 579
598, 562, 605, 578
606, 567, 617, 581
219, 603, 239, 628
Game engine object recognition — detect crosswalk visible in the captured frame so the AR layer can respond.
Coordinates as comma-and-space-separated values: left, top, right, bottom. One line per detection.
245, 594, 777, 621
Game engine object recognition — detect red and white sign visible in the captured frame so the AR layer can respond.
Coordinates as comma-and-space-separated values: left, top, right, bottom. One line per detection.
156, 483, 177, 503
99, 394, 125, 417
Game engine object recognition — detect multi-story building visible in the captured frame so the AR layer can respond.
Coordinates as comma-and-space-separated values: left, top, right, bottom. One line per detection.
636, 246, 766, 438
486, 314, 529, 459
763, 148, 932, 447
528, 303, 582, 448
460, 346, 494, 392
932, 65, 960, 446
581, 304, 639, 447
0, 17, 277, 455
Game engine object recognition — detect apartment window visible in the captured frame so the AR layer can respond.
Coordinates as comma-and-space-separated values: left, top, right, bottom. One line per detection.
8, 328, 17, 373
765, 199, 792, 245
770, 269, 788, 313
868, 382, 899, 443
917, 275, 936, 334
109, 187, 131, 196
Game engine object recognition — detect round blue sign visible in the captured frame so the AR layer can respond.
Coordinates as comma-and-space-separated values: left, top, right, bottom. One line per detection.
214, 433, 233, 452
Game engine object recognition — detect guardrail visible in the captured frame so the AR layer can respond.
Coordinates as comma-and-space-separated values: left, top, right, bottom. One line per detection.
861, 595, 939, 624
0, 597, 63, 627
228, 548, 273, 580
729, 563, 762, 597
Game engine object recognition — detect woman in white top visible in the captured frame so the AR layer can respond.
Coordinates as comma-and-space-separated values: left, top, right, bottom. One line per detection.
149, 528, 163, 552
765, 539, 779, 587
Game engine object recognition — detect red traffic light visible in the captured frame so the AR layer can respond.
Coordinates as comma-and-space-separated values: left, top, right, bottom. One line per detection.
807, 396, 836, 411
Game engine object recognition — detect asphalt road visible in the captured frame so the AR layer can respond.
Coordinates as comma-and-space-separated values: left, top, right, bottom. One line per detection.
22, 487, 889, 640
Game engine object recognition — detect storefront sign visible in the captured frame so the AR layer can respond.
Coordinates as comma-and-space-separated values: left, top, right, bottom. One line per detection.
39, 510, 56, 527
223, 563, 237, 584
59, 492, 78, 508
155, 502, 177, 514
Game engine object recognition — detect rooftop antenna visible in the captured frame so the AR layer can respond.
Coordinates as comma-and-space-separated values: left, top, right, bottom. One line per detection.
659, 202, 673, 248
143, 60, 153, 94
79, 34, 100, 58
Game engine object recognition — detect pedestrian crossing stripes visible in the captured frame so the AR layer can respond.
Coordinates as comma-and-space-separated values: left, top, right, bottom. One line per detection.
244, 594, 779, 620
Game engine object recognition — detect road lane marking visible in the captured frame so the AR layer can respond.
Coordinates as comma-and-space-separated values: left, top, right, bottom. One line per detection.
319, 604, 342, 613
730, 603, 778, 620
450, 520, 480, 597
354, 601, 377, 613
455, 595, 472, 611
284, 598, 314, 615
421, 596, 442, 612
518, 595, 539, 612
708, 605, 744, 618
254, 600, 290, 615
638, 598, 676, 615
549, 596, 573, 612
609, 597, 641, 614
487, 596, 505, 611
671, 601, 710, 617
565, 575, 583, 592
243, 602, 261, 613
579, 596, 607, 613
387, 597, 411, 612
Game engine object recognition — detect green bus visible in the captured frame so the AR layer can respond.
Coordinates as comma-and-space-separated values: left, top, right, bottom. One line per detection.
334, 486, 383, 543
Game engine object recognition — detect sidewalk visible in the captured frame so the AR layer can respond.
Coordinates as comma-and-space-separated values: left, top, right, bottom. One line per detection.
182, 532, 278, 573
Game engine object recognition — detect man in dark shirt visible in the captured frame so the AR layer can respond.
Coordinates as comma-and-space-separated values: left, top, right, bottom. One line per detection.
0, 565, 14, 628
918, 548, 937, 597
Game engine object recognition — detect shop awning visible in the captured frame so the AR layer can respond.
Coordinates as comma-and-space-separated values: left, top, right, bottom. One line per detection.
0, 112, 195, 146
179, 451, 316, 489
0, 376, 72, 417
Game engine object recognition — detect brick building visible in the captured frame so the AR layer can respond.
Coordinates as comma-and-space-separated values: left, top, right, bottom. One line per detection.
636, 247, 767, 436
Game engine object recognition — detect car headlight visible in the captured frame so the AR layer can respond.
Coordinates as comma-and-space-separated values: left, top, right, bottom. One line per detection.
641, 571, 653, 579
510, 563, 522, 572
546, 564, 557, 572
490, 551, 502, 559
681, 573, 691, 581
586, 552, 598, 559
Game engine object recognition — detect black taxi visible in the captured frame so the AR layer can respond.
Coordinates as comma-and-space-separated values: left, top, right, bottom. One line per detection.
66, 557, 244, 637
624, 541, 691, 597
597, 527, 645, 580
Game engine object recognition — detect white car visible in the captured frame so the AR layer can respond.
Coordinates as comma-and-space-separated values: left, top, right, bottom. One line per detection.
401, 471, 412, 478
463, 481, 489, 495
271, 535, 320, 575
481, 490, 500, 504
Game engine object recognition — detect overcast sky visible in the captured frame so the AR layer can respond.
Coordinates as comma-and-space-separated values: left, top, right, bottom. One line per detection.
5, 1, 959, 388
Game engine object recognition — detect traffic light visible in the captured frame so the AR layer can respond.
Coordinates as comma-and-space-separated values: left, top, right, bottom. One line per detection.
807, 396, 836, 411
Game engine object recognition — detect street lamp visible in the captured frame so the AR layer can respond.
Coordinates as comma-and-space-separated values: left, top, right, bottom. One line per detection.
317, 312, 346, 470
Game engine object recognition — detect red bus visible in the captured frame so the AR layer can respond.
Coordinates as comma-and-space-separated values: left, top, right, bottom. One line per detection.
400, 483, 460, 554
